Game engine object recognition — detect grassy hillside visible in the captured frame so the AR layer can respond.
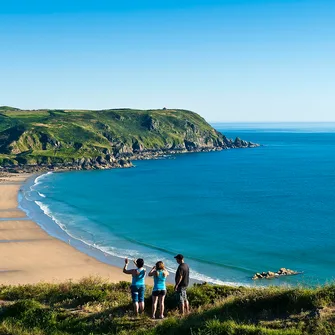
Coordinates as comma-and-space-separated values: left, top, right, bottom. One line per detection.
0, 107, 257, 170
0, 278, 333, 335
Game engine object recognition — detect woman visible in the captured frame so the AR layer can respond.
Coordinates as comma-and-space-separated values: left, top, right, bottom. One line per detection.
148, 261, 169, 319
123, 258, 146, 315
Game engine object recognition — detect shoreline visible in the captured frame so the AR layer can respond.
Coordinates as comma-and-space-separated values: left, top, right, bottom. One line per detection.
0, 172, 140, 285
2, 170, 303, 289
19, 172, 181, 285
20, 170, 244, 287
0, 169, 311, 288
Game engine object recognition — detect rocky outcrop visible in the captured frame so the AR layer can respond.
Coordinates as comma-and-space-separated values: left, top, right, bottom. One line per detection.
252, 268, 303, 280
233, 137, 257, 148
0, 156, 134, 174
141, 115, 159, 131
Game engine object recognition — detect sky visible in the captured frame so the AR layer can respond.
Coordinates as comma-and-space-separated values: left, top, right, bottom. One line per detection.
0, 0, 334, 122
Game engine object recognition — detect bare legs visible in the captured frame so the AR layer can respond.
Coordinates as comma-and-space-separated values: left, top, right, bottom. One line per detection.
179, 299, 189, 315
133, 302, 139, 316
139, 301, 145, 314
158, 295, 165, 318
152, 296, 158, 318
152, 294, 166, 319
133, 302, 145, 316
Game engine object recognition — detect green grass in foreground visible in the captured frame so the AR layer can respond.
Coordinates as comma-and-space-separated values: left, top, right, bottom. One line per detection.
0, 278, 334, 335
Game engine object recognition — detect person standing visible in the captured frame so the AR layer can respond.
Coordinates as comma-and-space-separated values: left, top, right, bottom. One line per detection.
148, 261, 169, 319
123, 258, 146, 316
174, 254, 190, 315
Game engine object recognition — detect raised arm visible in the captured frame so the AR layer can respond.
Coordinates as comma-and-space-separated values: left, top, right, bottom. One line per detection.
148, 265, 156, 277
123, 258, 136, 275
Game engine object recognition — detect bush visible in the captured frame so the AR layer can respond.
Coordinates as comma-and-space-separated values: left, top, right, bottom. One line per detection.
2, 300, 57, 330
0, 279, 334, 335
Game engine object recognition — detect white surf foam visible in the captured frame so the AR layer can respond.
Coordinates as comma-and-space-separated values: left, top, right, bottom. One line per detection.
96, 245, 248, 286
35, 201, 67, 231
32, 172, 53, 189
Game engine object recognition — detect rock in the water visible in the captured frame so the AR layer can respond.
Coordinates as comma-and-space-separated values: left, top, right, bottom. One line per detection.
252, 268, 302, 280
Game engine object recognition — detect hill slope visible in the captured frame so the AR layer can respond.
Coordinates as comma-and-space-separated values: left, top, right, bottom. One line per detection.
0, 279, 333, 335
0, 107, 258, 171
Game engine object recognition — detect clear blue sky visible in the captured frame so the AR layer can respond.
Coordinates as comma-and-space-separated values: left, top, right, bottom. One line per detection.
1, 0, 334, 121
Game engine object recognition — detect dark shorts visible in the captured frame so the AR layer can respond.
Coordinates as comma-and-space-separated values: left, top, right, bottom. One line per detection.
131, 285, 145, 303
176, 287, 188, 303
152, 290, 166, 297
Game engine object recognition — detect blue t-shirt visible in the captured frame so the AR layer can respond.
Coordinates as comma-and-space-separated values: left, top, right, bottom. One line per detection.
132, 268, 146, 287
153, 270, 166, 291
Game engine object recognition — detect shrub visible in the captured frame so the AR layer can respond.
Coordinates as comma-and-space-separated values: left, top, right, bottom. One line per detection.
2, 300, 57, 330
0, 279, 334, 335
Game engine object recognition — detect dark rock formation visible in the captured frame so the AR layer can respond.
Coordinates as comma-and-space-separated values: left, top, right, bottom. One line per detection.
252, 268, 303, 280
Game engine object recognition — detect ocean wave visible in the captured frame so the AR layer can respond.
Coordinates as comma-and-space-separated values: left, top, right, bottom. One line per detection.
88, 243, 246, 286
32, 199, 246, 286
81, 242, 247, 286
34, 200, 99, 248
28, 170, 251, 287
32, 172, 53, 189
35, 201, 67, 231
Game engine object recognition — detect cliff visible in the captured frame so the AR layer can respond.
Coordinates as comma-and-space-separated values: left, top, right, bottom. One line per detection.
0, 107, 258, 172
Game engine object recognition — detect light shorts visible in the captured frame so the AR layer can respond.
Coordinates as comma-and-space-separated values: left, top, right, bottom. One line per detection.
176, 287, 188, 303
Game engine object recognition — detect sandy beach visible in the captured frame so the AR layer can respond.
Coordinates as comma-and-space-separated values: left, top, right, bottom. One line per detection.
0, 172, 133, 285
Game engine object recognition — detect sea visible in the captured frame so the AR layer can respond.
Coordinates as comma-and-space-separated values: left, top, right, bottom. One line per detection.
19, 123, 335, 287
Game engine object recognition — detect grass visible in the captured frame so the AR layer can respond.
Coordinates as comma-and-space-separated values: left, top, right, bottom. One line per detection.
0, 107, 230, 167
0, 278, 333, 335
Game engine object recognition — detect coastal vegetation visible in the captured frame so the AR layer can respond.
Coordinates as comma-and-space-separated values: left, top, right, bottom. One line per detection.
0, 107, 257, 171
0, 278, 333, 335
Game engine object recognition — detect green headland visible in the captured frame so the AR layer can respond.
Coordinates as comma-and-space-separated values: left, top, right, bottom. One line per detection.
0, 107, 258, 171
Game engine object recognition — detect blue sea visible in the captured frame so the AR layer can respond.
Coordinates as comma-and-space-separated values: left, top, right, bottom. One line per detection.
20, 123, 335, 286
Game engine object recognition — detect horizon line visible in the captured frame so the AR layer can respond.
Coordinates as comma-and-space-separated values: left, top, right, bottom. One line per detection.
209, 121, 335, 124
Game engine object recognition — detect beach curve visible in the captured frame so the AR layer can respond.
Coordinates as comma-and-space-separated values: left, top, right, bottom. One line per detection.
0, 172, 132, 285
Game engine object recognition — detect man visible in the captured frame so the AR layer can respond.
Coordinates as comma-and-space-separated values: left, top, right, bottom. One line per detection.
174, 254, 190, 315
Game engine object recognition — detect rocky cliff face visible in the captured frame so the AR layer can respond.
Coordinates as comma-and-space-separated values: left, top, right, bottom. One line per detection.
0, 107, 259, 172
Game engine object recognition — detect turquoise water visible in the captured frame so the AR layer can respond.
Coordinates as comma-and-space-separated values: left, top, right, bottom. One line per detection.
21, 123, 335, 286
